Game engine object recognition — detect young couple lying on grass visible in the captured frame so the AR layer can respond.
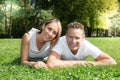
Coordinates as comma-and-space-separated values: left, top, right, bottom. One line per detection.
20, 18, 117, 68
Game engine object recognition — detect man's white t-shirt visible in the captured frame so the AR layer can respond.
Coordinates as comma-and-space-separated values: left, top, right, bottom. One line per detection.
28, 28, 50, 61
52, 36, 101, 60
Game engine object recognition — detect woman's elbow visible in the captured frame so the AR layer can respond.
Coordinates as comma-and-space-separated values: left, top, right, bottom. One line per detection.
20, 59, 27, 65
21, 60, 25, 65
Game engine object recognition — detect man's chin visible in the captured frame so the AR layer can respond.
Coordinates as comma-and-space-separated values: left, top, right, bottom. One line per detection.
70, 48, 77, 51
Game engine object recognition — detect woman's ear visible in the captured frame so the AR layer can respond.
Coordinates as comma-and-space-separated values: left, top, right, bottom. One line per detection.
41, 24, 45, 30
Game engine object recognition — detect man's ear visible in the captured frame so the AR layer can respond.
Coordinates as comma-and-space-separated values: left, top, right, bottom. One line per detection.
82, 34, 86, 39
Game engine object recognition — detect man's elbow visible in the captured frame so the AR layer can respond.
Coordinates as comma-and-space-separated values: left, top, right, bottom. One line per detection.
47, 59, 61, 68
47, 61, 56, 68
111, 59, 117, 65
106, 58, 117, 65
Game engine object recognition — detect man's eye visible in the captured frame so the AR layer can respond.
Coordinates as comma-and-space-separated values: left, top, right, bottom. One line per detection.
76, 37, 80, 39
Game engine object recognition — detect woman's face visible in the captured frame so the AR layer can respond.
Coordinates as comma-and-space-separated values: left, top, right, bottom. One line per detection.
42, 22, 59, 41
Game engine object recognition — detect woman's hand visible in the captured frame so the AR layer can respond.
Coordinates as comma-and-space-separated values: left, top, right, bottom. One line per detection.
32, 61, 47, 68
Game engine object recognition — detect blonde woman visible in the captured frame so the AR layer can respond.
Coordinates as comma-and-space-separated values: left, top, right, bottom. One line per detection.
20, 18, 62, 68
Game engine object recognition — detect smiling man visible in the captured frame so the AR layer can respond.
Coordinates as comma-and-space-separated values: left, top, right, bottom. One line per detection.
47, 22, 117, 68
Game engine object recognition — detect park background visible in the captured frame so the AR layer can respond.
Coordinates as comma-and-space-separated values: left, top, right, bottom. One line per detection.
0, 0, 120, 80
0, 0, 120, 38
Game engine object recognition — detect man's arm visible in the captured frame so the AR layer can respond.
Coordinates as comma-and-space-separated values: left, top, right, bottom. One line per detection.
88, 52, 117, 66
47, 51, 89, 68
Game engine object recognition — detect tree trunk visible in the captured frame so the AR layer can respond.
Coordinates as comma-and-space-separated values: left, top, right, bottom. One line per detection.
113, 27, 116, 37
104, 30, 108, 37
9, 3, 13, 38
4, 3, 8, 38
87, 27, 92, 37
96, 29, 99, 37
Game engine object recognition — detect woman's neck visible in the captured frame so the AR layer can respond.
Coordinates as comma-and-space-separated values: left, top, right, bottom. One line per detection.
36, 32, 46, 50
36, 32, 46, 44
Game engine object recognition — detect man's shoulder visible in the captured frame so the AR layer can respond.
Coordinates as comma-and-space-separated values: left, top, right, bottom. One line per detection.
60, 36, 65, 39
56, 36, 66, 45
59, 36, 66, 41
80, 39, 92, 47
82, 39, 90, 44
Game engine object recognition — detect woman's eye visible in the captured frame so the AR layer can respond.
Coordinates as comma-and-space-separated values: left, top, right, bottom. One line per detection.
47, 27, 52, 31
53, 31, 57, 35
46, 26, 57, 35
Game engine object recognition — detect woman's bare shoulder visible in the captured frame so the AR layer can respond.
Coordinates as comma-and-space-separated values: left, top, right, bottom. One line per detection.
22, 33, 30, 44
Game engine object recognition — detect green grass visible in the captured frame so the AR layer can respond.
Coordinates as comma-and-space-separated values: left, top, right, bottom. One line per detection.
0, 38, 120, 80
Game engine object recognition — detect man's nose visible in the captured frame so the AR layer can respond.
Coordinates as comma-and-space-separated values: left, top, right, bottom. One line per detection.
72, 38, 76, 43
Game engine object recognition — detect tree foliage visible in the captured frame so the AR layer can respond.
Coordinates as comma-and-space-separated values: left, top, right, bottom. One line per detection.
0, 0, 119, 37
52, 0, 119, 36
0, 0, 53, 38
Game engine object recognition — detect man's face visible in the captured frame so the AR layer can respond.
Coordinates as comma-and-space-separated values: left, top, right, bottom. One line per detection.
66, 28, 85, 54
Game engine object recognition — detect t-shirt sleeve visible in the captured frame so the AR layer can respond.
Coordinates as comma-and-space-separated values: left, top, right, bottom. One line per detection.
28, 28, 39, 38
85, 40, 101, 59
52, 39, 63, 55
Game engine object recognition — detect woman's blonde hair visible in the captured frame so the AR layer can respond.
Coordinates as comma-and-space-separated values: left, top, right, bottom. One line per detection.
40, 18, 62, 48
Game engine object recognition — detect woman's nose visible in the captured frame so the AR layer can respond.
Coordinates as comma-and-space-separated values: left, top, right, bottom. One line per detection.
49, 31, 54, 37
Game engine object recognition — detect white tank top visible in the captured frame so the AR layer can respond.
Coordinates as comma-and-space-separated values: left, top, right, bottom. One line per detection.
28, 28, 50, 61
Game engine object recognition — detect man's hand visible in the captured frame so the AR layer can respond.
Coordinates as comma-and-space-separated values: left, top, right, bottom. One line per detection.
77, 61, 90, 66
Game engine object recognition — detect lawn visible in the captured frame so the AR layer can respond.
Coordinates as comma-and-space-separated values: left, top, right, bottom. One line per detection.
0, 38, 120, 80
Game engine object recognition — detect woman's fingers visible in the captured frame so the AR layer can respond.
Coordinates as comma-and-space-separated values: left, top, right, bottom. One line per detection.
33, 61, 47, 68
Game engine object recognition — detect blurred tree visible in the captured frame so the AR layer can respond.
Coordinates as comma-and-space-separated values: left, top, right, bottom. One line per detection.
110, 13, 120, 37
0, 0, 119, 38
0, 0, 29, 38
51, 0, 119, 36
29, 0, 53, 10
0, 10, 5, 37
0, 0, 14, 38
11, 0, 53, 38
0, 0, 53, 38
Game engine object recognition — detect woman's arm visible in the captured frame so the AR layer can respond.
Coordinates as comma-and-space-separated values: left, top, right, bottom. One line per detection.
20, 33, 33, 66
20, 33, 47, 68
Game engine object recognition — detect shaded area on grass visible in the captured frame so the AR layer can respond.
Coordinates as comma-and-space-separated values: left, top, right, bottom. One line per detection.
2, 57, 21, 66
